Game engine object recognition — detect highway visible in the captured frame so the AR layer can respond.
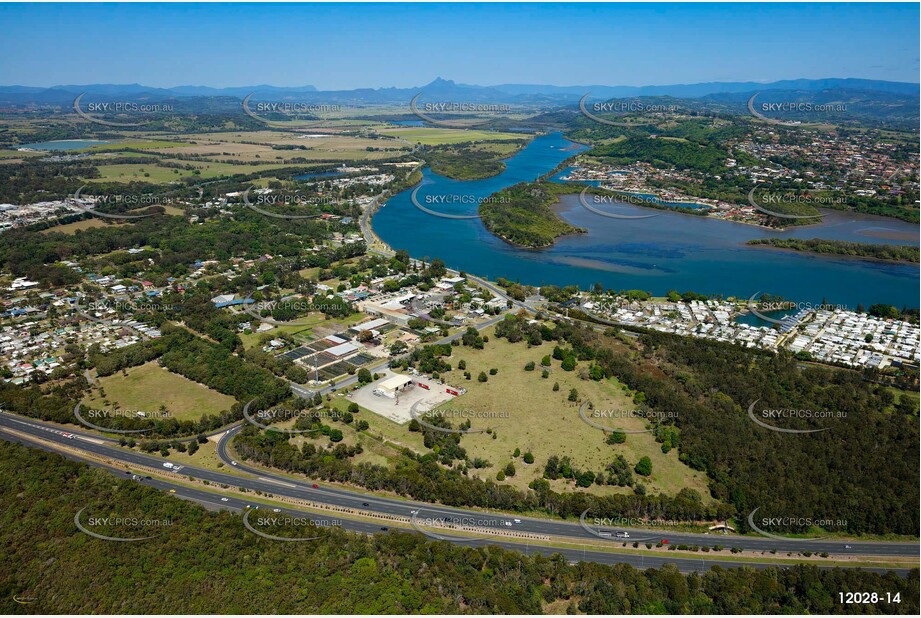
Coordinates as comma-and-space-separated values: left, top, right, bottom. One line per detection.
1, 410, 916, 576
1, 419, 799, 574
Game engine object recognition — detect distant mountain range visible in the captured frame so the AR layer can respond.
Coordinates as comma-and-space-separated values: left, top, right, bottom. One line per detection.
0, 77, 917, 107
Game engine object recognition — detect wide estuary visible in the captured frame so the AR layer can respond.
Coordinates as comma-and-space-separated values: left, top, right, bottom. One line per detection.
373, 132, 918, 309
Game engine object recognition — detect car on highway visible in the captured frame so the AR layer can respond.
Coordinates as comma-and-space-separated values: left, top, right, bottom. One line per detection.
513, 518, 521, 523
845, 544, 852, 549
362, 502, 370, 507
169, 489, 176, 493
61, 432, 74, 439
661, 539, 669, 544
312, 483, 319, 489
272, 508, 281, 513
231, 461, 238, 466
380, 527, 388, 531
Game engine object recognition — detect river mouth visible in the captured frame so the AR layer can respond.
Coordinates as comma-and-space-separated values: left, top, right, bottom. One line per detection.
373, 133, 918, 310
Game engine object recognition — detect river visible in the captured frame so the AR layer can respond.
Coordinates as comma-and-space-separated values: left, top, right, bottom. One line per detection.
373, 132, 918, 309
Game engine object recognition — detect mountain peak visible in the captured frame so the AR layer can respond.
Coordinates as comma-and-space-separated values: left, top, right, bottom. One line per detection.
425, 77, 456, 87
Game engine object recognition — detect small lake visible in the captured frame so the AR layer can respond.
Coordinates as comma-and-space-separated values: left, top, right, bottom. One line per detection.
374, 132, 919, 309
18, 139, 110, 151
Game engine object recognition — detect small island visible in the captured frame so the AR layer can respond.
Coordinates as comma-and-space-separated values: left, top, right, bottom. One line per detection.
426, 138, 529, 181
747, 238, 920, 263
479, 182, 585, 248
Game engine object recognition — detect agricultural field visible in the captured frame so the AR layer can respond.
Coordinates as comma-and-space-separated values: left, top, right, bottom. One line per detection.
83, 361, 237, 422
88, 163, 196, 183
378, 127, 528, 145
84, 138, 193, 152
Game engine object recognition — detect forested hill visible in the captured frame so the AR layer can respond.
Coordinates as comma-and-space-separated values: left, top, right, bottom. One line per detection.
0, 440, 918, 614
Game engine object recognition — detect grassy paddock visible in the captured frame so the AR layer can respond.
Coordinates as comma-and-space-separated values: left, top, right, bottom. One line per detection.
84, 361, 237, 422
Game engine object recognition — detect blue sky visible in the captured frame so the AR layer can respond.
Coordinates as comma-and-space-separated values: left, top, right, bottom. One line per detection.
1, 2, 917, 88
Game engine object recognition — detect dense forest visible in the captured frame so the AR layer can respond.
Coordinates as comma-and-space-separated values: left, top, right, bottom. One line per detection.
747, 238, 920, 263
0, 441, 916, 614
479, 182, 585, 248
586, 136, 730, 174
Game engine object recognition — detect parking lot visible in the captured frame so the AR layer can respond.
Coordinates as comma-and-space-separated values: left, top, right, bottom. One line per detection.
347, 370, 456, 424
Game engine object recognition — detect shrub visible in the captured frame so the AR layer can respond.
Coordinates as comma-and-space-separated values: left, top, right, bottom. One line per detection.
635, 456, 653, 476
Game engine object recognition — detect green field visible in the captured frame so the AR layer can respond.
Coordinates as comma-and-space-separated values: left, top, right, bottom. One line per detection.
88, 163, 194, 183
84, 361, 237, 422
379, 127, 527, 145
430, 327, 711, 498
84, 139, 193, 151
39, 218, 116, 234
